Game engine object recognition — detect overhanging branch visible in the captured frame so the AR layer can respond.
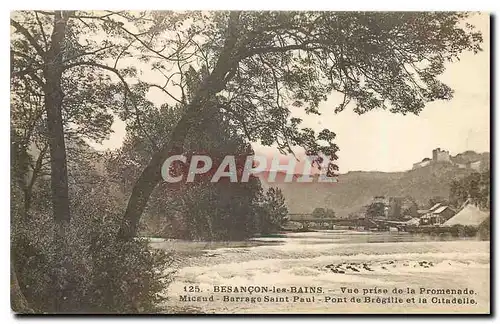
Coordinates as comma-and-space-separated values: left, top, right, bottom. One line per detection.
64, 61, 160, 151
11, 19, 45, 57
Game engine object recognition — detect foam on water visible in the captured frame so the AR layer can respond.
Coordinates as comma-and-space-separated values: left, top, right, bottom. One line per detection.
162, 231, 490, 313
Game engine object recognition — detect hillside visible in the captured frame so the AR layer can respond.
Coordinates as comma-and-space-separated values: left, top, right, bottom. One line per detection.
451, 151, 490, 165
258, 152, 490, 218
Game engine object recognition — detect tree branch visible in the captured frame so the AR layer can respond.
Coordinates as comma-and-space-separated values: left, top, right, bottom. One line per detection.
10, 19, 45, 57
63, 61, 160, 152
34, 12, 49, 51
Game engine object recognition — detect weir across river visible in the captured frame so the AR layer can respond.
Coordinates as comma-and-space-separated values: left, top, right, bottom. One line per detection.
286, 214, 404, 230
287, 214, 368, 228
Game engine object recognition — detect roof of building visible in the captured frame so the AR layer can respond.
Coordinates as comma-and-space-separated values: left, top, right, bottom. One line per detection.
429, 203, 442, 212
433, 205, 453, 214
442, 204, 489, 227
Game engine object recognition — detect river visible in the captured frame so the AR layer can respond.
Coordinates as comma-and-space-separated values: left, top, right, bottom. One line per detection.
151, 230, 490, 314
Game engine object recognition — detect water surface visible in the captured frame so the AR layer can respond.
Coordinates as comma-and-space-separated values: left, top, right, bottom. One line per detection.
154, 230, 490, 314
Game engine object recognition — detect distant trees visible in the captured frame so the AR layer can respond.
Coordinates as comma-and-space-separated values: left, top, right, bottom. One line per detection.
364, 196, 418, 220
312, 208, 325, 219
388, 197, 402, 219
450, 170, 490, 209
401, 197, 419, 218
312, 207, 335, 219
325, 208, 335, 218
388, 196, 419, 219
366, 202, 386, 219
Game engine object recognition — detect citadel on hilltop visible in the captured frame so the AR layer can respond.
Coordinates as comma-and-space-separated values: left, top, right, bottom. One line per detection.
412, 148, 484, 171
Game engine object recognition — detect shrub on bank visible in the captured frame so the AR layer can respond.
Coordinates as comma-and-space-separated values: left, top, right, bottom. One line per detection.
448, 224, 478, 238
477, 219, 490, 240
12, 212, 173, 314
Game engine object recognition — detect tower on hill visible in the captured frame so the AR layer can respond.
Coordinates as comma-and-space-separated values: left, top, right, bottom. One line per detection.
432, 148, 451, 163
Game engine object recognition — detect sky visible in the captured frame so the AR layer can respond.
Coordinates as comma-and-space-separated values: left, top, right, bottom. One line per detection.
94, 12, 490, 174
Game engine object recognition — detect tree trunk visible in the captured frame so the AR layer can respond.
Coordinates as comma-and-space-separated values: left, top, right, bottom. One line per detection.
22, 145, 47, 221
117, 107, 198, 239
118, 12, 242, 240
117, 73, 233, 241
10, 264, 33, 313
43, 11, 71, 226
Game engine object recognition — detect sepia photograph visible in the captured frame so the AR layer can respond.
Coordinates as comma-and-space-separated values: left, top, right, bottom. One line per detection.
9, 10, 490, 314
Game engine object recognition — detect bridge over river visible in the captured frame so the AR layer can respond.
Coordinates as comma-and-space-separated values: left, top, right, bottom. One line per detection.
287, 213, 368, 228
286, 213, 404, 230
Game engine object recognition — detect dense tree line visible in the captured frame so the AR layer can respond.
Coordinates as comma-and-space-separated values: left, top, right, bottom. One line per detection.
312, 207, 336, 219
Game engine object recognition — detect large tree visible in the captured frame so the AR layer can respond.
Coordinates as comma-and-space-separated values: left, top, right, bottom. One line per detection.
11, 11, 73, 228
10, 10, 163, 226
116, 11, 482, 239
11, 11, 153, 310
107, 100, 265, 240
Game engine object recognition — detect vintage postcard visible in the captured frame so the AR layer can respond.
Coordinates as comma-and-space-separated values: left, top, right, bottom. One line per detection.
10, 11, 490, 314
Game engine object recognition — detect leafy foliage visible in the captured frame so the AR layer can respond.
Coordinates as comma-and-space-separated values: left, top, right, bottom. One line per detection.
259, 187, 288, 234
366, 202, 387, 219
312, 207, 335, 219
450, 170, 490, 209
386, 197, 418, 220
132, 11, 482, 173
10, 127, 173, 313
12, 212, 172, 313
109, 104, 268, 240
10, 10, 485, 312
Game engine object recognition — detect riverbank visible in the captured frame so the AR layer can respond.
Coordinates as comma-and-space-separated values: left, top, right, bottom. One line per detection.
148, 236, 284, 260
